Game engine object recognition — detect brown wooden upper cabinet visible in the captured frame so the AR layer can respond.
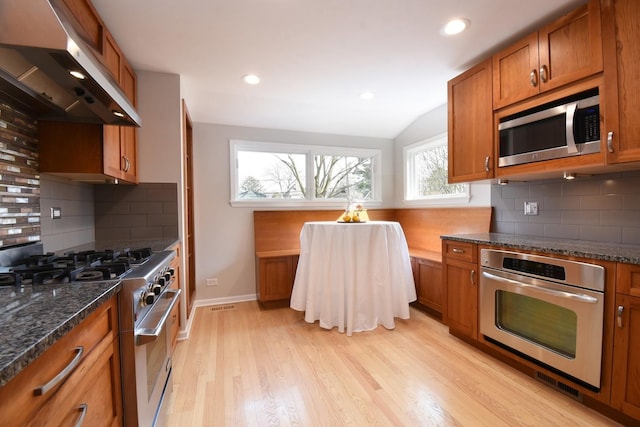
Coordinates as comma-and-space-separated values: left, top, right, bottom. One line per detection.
601, 0, 640, 165
492, 0, 603, 110
447, 58, 494, 183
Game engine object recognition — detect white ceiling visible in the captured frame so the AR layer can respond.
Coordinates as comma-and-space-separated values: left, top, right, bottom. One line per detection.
91, 0, 586, 139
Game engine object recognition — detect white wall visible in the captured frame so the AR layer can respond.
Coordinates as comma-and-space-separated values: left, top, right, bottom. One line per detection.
192, 123, 393, 301
393, 104, 491, 207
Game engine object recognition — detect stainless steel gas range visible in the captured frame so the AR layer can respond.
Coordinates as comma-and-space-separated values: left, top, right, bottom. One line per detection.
0, 243, 180, 427
118, 250, 180, 427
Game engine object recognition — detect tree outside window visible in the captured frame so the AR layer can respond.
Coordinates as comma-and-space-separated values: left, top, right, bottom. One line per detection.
405, 134, 468, 202
231, 141, 380, 205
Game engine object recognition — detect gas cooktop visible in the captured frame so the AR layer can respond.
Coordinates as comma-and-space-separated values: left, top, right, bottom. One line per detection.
0, 248, 156, 286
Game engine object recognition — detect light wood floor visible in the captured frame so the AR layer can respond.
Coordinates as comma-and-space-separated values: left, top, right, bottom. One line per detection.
167, 302, 621, 426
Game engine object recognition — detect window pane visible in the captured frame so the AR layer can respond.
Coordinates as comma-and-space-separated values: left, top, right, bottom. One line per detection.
237, 151, 306, 199
313, 155, 372, 199
412, 143, 465, 197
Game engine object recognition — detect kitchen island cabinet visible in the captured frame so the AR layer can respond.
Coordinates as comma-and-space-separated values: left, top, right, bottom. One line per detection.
492, 0, 602, 110
0, 295, 122, 426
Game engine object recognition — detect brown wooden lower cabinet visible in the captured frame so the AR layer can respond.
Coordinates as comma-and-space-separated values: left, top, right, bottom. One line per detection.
611, 292, 640, 420
169, 243, 182, 351
256, 254, 299, 302
0, 296, 122, 426
411, 257, 444, 318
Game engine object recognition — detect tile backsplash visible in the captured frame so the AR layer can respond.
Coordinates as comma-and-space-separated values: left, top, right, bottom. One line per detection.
491, 170, 640, 244
94, 183, 178, 242
0, 102, 40, 247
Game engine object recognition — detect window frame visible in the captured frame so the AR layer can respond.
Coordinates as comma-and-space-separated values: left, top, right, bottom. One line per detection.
403, 133, 470, 206
230, 139, 382, 207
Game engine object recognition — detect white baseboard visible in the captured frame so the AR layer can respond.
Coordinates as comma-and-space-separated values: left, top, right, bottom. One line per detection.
176, 293, 258, 341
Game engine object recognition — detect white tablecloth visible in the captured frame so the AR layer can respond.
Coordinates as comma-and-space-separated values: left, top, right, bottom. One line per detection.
290, 221, 416, 335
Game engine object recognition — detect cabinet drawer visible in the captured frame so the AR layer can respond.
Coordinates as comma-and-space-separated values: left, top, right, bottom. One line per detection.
28, 335, 122, 426
443, 241, 476, 263
617, 263, 640, 297
0, 297, 118, 426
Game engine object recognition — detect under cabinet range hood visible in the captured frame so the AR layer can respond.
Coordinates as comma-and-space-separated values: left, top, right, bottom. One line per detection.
0, 0, 141, 127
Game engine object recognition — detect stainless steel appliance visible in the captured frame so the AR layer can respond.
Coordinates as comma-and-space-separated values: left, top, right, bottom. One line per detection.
479, 249, 605, 389
119, 250, 180, 427
498, 88, 600, 167
0, 0, 141, 126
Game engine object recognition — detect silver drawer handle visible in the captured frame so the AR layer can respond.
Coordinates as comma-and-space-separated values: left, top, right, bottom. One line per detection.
74, 404, 88, 427
484, 156, 490, 172
34, 346, 84, 396
607, 131, 614, 153
136, 289, 181, 345
617, 305, 624, 328
530, 69, 538, 87
452, 248, 465, 254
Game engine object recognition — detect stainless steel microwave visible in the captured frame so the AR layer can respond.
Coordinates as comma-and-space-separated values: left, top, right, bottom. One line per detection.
498, 89, 600, 167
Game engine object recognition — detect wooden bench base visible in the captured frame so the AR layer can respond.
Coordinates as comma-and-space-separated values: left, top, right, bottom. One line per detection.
254, 207, 492, 312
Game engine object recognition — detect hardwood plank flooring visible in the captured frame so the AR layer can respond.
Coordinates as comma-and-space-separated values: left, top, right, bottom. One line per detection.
167, 302, 621, 426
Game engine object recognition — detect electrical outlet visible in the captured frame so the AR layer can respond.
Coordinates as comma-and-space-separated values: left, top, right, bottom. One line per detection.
50, 207, 62, 219
206, 278, 218, 286
524, 201, 539, 216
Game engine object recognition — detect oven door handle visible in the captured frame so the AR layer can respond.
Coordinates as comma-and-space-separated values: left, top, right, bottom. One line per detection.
482, 271, 599, 304
135, 289, 181, 346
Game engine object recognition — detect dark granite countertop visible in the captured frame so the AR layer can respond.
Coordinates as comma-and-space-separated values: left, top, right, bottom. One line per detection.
441, 232, 640, 265
0, 280, 121, 387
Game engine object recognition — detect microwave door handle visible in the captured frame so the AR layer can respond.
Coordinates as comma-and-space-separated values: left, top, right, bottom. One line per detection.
565, 102, 578, 154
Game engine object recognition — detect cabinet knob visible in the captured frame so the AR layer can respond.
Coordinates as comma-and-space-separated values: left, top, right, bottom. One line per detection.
530, 69, 538, 87
539, 65, 548, 83
470, 269, 476, 285
484, 156, 491, 173
75, 404, 88, 427
452, 248, 465, 254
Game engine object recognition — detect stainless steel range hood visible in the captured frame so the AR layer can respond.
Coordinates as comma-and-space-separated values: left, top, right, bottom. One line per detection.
0, 0, 141, 127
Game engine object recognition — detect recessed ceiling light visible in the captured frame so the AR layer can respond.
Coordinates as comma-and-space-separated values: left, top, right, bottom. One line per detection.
360, 91, 374, 100
242, 74, 260, 85
442, 18, 470, 36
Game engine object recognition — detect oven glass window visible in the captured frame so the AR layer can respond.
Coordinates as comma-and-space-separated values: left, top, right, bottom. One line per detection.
496, 290, 577, 358
147, 326, 168, 400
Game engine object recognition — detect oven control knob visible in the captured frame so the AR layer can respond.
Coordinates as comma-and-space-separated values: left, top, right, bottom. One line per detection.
142, 291, 155, 306
164, 272, 172, 282
168, 268, 175, 277
151, 283, 162, 295
158, 276, 167, 287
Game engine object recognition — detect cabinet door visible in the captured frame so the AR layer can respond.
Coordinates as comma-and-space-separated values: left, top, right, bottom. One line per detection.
415, 258, 444, 315
602, 0, 640, 164
492, 0, 602, 110
538, 0, 603, 93
611, 294, 640, 420
447, 58, 494, 183
258, 256, 295, 301
445, 258, 478, 340
492, 32, 540, 109
102, 125, 124, 180
120, 125, 138, 183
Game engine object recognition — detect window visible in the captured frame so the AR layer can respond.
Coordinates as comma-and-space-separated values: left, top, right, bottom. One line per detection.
230, 140, 381, 206
404, 133, 469, 204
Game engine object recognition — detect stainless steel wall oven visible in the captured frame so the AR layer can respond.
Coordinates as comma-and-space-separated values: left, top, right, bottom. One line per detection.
479, 249, 605, 390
